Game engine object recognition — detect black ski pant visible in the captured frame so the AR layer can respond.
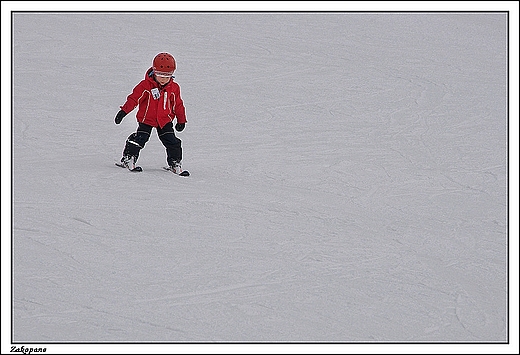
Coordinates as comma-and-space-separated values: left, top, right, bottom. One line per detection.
123, 122, 182, 166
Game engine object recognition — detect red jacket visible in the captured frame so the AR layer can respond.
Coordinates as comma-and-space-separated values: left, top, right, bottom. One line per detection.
120, 68, 186, 128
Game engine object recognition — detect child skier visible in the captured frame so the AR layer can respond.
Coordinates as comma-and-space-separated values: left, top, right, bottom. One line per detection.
114, 52, 188, 175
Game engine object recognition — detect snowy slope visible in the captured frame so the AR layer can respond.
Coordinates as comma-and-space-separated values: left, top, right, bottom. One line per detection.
5, 9, 516, 352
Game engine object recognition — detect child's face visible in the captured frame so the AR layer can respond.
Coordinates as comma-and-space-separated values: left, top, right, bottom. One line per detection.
155, 75, 171, 86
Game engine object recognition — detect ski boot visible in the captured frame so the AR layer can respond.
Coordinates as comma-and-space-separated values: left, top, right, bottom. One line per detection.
117, 155, 142, 172
167, 160, 190, 176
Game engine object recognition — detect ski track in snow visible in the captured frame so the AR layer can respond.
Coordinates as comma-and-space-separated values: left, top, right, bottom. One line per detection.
10, 12, 508, 344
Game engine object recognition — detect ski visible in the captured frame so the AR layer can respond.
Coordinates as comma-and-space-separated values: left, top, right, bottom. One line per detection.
115, 162, 143, 172
163, 166, 190, 176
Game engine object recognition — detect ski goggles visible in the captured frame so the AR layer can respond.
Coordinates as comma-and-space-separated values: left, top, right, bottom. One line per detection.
154, 71, 174, 78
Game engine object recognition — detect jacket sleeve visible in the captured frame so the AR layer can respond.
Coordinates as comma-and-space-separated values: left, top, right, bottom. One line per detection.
120, 80, 146, 114
173, 85, 187, 124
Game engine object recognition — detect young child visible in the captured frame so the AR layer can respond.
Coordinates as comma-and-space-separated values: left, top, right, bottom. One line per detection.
114, 52, 188, 175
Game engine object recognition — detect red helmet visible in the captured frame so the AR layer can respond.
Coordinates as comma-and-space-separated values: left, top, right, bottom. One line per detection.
153, 53, 176, 76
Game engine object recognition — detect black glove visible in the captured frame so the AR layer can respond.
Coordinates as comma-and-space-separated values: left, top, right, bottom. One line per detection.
114, 110, 127, 124
175, 122, 185, 132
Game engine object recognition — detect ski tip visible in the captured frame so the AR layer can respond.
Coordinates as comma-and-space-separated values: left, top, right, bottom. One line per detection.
116, 162, 142, 172
163, 167, 190, 176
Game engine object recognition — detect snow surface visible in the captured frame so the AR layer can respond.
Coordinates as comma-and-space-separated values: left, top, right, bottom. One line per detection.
4, 7, 519, 354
